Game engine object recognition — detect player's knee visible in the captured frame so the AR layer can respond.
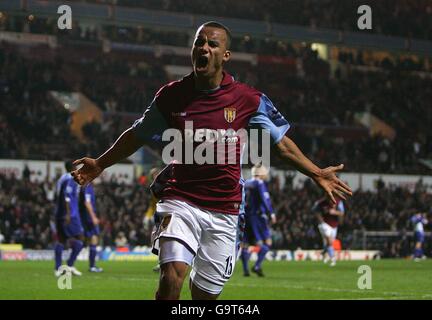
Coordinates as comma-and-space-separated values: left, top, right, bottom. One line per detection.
161, 263, 186, 284
191, 281, 219, 300
158, 262, 188, 299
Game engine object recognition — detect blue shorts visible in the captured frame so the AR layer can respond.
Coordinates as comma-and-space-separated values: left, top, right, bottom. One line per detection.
415, 231, 425, 243
81, 219, 100, 238
56, 217, 84, 239
244, 214, 271, 244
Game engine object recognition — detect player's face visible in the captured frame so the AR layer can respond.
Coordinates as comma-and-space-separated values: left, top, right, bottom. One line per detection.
259, 174, 269, 181
191, 26, 231, 77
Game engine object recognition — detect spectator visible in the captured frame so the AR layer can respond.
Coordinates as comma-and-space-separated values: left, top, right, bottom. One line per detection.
115, 232, 129, 247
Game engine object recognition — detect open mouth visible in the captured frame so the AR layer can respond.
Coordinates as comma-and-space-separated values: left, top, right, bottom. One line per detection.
196, 55, 209, 71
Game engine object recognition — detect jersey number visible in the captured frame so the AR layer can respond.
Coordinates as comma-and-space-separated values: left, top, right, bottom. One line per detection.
224, 255, 233, 277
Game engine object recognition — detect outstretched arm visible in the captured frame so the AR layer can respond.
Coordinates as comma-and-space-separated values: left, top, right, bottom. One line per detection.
85, 201, 99, 225
275, 136, 352, 204
72, 128, 143, 185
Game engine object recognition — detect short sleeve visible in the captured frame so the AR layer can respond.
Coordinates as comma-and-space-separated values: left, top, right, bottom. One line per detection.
248, 94, 290, 144
131, 98, 168, 143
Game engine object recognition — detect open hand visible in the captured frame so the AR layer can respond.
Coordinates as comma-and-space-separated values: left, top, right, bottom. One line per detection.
71, 157, 104, 186
313, 164, 352, 205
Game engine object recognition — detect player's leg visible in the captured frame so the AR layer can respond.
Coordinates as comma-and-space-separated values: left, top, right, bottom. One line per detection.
152, 212, 163, 272
88, 235, 97, 269
65, 219, 84, 275
89, 234, 103, 272
157, 261, 189, 299
156, 238, 194, 299
414, 242, 422, 260
318, 223, 330, 263
328, 227, 337, 266
318, 224, 327, 254
240, 216, 252, 277
189, 210, 238, 300
190, 280, 219, 300
54, 219, 67, 275
87, 222, 103, 272
258, 236, 272, 272
54, 241, 65, 273
151, 200, 201, 300
252, 219, 269, 276
414, 232, 424, 260
240, 242, 251, 276
66, 235, 84, 275
325, 235, 335, 262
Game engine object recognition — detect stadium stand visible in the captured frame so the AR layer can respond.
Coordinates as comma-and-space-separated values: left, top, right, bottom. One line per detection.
71, 0, 432, 41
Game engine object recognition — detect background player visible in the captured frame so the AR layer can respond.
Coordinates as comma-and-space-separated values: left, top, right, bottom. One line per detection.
71, 21, 352, 300
53, 161, 84, 277
411, 212, 428, 261
139, 167, 163, 273
240, 163, 276, 277
144, 167, 162, 229
79, 182, 103, 272
313, 196, 345, 266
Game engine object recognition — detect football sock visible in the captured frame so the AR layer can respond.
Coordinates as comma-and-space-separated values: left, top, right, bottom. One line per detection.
240, 247, 250, 274
67, 239, 83, 267
327, 245, 335, 259
255, 244, 269, 270
54, 243, 64, 270
89, 244, 97, 268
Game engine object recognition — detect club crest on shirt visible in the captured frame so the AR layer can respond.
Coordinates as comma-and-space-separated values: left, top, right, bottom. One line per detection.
224, 107, 236, 123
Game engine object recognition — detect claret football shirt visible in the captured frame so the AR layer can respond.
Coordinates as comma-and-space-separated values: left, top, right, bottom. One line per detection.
132, 71, 290, 214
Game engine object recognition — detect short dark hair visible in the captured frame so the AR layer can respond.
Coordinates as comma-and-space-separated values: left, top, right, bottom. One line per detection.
200, 21, 232, 49
64, 160, 74, 172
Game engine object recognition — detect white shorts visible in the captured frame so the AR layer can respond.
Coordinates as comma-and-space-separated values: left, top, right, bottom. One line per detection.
152, 199, 239, 295
318, 222, 337, 240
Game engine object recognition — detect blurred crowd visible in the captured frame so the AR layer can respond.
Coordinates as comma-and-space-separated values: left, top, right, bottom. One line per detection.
269, 175, 432, 258
0, 172, 430, 258
70, 0, 432, 41
0, 172, 153, 249
1, 35, 431, 173
2, 14, 432, 71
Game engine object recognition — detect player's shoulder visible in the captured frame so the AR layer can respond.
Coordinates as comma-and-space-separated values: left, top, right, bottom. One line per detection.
246, 177, 262, 187
245, 178, 257, 187
234, 80, 282, 115
66, 174, 78, 187
245, 178, 254, 185
232, 80, 262, 103
62, 173, 72, 184
155, 73, 194, 101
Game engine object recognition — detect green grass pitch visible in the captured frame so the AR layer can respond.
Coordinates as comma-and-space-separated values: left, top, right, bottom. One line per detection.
0, 260, 431, 300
